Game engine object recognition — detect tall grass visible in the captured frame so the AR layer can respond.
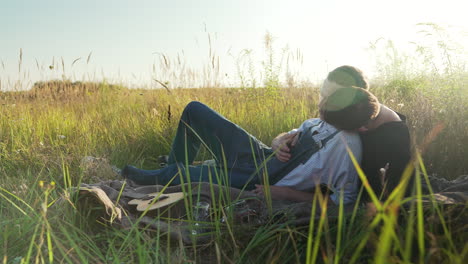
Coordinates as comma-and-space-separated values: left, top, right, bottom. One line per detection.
368, 23, 467, 177
1, 82, 467, 263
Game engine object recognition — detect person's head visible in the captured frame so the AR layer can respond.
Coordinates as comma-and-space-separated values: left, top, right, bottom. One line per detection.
320, 65, 369, 101
319, 86, 380, 130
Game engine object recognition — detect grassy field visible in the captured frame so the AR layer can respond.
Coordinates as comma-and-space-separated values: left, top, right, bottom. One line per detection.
1, 27, 468, 262
0, 69, 467, 263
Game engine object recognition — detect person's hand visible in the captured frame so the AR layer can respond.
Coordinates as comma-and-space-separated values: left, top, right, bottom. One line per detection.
252, 184, 293, 200
271, 132, 299, 162
252, 184, 264, 196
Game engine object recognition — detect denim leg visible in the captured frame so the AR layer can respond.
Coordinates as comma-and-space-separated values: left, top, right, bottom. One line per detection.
122, 101, 272, 188
122, 163, 259, 189
122, 164, 211, 185
167, 101, 270, 167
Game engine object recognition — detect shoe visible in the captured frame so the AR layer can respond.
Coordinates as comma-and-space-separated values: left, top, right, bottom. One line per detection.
111, 165, 122, 177
202, 159, 217, 166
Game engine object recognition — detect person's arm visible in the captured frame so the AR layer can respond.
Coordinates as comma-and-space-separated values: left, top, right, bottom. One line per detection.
271, 132, 299, 162
325, 132, 362, 205
271, 120, 314, 162
272, 130, 361, 205
253, 184, 333, 203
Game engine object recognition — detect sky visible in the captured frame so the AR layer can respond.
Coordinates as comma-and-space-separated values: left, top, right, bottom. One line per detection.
1, 0, 467, 90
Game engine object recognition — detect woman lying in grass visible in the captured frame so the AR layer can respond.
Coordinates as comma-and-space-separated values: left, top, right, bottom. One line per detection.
121, 86, 380, 205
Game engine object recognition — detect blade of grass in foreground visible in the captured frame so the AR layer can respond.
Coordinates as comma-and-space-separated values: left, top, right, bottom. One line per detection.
238, 226, 278, 263
374, 161, 415, 263
403, 185, 417, 262
0, 186, 35, 217
305, 190, 319, 264
23, 223, 40, 264
416, 152, 457, 253
346, 146, 382, 211
346, 144, 406, 263
414, 165, 426, 263
309, 191, 329, 264
333, 190, 345, 264
45, 221, 54, 263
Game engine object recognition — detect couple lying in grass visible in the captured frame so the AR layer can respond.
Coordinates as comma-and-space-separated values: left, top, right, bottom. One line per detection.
120, 65, 412, 206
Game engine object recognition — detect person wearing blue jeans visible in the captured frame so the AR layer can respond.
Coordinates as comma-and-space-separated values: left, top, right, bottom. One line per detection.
123, 89, 380, 204
123, 101, 274, 189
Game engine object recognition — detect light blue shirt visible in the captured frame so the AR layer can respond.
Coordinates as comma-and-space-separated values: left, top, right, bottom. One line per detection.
274, 118, 362, 205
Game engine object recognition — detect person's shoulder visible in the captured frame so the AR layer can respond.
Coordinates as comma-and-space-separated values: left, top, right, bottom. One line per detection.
327, 129, 361, 156
305, 118, 322, 124
320, 120, 359, 138
381, 105, 409, 125
340, 129, 359, 137
301, 118, 322, 127
360, 120, 410, 151
323, 122, 360, 145
340, 130, 361, 145
375, 121, 410, 135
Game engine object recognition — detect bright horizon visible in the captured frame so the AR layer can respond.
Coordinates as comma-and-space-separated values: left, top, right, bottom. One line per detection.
1, 0, 466, 90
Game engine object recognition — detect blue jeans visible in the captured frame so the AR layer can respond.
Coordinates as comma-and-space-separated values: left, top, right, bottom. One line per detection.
122, 101, 275, 190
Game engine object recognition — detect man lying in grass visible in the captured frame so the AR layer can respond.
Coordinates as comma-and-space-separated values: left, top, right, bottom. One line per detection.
121, 87, 380, 206
321, 66, 412, 200
269, 66, 412, 202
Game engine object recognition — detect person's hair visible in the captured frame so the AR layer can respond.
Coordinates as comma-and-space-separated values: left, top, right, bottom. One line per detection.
326, 65, 369, 89
319, 87, 380, 130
